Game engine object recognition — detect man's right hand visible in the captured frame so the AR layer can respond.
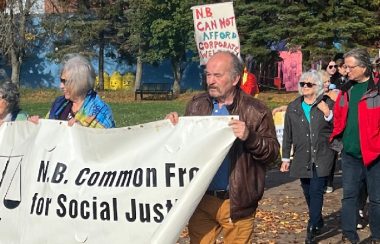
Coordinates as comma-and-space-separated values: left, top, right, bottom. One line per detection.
28, 115, 40, 124
165, 112, 179, 125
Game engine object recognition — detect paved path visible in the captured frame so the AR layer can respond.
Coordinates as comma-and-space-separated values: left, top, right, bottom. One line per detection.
177, 165, 372, 244
253, 167, 371, 244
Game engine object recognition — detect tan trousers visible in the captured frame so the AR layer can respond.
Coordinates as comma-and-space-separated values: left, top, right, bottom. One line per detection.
189, 194, 255, 244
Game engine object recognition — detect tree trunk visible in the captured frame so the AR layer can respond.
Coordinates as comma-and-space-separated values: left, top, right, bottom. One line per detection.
10, 48, 20, 85
8, 0, 29, 85
134, 47, 143, 91
171, 59, 181, 95
98, 31, 105, 90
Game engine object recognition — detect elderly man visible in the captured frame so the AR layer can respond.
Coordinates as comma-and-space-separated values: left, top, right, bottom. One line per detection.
330, 48, 380, 244
166, 51, 279, 243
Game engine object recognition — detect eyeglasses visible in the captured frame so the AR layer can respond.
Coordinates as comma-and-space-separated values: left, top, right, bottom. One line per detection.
345, 65, 360, 71
60, 78, 67, 84
299, 82, 316, 88
328, 65, 338, 69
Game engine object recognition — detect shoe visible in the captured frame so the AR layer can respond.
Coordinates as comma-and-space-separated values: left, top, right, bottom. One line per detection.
325, 186, 334, 193
341, 235, 359, 244
356, 223, 363, 229
305, 227, 317, 244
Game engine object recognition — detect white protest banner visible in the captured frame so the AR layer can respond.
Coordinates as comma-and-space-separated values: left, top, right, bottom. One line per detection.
191, 2, 240, 65
0, 117, 236, 244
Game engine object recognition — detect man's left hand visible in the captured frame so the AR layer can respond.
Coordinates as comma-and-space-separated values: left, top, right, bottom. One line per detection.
228, 119, 249, 141
317, 100, 330, 117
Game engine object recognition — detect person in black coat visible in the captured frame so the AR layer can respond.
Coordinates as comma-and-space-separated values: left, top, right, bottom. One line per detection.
280, 70, 335, 244
330, 58, 349, 90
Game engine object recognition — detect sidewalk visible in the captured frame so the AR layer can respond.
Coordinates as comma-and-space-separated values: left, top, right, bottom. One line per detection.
177, 167, 372, 244
253, 168, 371, 244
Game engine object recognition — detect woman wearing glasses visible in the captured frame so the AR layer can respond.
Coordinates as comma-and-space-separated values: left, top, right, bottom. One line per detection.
29, 54, 115, 128
331, 59, 349, 90
50, 54, 115, 128
322, 59, 338, 78
280, 70, 335, 244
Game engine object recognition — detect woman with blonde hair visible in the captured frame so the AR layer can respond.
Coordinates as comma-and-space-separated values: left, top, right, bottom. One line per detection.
318, 70, 338, 102
47, 54, 115, 128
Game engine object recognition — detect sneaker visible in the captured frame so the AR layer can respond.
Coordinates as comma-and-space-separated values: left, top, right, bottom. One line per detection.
359, 209, 364, 218
325, 186, 334, 193
356, 223, 363, 229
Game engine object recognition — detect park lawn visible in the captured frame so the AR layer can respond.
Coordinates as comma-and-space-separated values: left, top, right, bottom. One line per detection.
19, 89, 297, 127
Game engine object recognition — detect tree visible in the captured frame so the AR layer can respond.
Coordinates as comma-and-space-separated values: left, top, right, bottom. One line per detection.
0, 0, 37, 85
42, 0, 124, 90
236, 0, 380, 65
120, 0, 199, 95
120, 0, 155, 93
147, 0, 196, 94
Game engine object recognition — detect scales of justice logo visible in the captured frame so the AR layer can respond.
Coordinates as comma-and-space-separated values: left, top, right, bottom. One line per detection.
0, 151, 24, 220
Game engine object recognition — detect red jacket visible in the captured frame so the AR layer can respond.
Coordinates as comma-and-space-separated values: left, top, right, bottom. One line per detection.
240, 69, 259, 96
330, 79, 380, 166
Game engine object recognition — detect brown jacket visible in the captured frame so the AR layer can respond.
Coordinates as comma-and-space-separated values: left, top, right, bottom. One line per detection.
185, 89, 280, 220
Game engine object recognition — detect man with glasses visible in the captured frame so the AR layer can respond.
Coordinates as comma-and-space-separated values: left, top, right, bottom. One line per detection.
330, 48, 380, 244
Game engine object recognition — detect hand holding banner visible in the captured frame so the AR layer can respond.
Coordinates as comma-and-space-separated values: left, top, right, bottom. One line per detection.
0, 117, 236, 244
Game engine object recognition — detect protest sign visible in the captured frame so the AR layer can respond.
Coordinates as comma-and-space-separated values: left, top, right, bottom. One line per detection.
191, 2, 240, 65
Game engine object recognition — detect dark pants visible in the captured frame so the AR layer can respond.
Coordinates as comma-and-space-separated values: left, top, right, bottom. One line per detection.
341, 152, 380, 241
300, 166, 326, 229
326, 152, 338, 187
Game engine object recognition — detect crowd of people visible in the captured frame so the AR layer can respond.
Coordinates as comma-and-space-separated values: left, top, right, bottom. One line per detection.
1, 48, 380, 244
277, 48, 380, 244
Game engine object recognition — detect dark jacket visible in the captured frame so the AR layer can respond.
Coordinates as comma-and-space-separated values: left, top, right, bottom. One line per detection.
185, 89, 279, 220
330, 73, 348, 90
282, 95, 335, 178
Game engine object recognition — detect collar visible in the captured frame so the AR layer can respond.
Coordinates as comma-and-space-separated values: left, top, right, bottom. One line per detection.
341, 77, 377, 93
208, 88, 241, 112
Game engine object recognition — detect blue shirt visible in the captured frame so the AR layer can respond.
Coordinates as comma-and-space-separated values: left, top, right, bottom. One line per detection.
301, 101, 312, 123
208, 100, 231, 191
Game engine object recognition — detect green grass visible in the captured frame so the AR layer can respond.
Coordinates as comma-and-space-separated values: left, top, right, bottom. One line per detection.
21, 102, 51, 118
20, 100, 187, 127
19, 89, 293, 128
110, 101, 187, 127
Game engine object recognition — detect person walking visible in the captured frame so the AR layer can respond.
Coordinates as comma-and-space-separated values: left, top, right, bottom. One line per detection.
166, 51, 279, 244
330, 58, 349, 90
330, 48, 380, 244
319, 70, 339, 194
280, 70, 335, 244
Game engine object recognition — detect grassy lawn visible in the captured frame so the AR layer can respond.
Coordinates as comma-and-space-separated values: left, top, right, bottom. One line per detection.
19, 88, 297, 127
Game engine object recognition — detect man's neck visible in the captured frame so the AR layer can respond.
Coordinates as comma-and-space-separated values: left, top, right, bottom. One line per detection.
216, 91, 235, 108
356, 76, 370, 83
